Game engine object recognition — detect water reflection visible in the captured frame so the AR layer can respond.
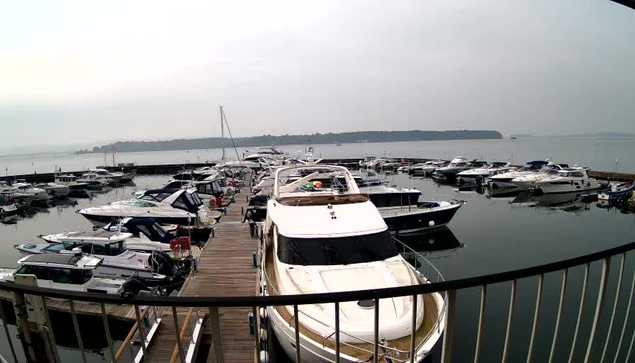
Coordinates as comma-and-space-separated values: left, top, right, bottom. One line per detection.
510, 192, 592, 214
397, 227, 464, 261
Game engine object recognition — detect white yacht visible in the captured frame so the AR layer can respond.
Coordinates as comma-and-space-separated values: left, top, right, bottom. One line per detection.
36, 183, 70, 198
10, 182, 49, 204
54, 174, 90, 190
262, 165, 446, 362
457, 162, 515, 185
409, 160, 448, 176
532, 168, 601, 194
79, 188, 217, 227
431, 157, 487, 183
36, 218, 175, 252
507, 163, 568, 190
488, 161, 553, 190
89, 168, 135, 184
77, 172, 110, 189
0, 254, 127, 294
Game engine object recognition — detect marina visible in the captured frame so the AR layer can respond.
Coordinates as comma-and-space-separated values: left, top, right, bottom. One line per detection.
0, 144, 634, 362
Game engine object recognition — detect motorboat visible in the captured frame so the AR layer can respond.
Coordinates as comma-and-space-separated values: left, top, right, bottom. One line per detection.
79, 188, 218, 227
0, 202, 19, 218
457, 162, 516, 186
13, 237, 192, 283
506, 163, 569, 190
38, 218, 176, 252
36, 183, 70, 199
432, 158, 488, 183
598, 181, 635, 201
7, 182, 49, 205
261, 165, 446, 362
489, 161, 554, 190
242, 146, 286, 163
89, 168, 135, 184
54, 174, 91, 190
409, 160, 448, 176
532, 168, 601, 194
356, 178, 463, 234
77, 172, 111, 188
0, 254, 128, 294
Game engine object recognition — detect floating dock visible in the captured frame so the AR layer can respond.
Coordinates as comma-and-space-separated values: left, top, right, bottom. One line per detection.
144, 186, 259, 363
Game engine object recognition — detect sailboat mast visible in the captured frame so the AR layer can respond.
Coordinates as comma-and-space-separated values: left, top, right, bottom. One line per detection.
220, 106, 226, 161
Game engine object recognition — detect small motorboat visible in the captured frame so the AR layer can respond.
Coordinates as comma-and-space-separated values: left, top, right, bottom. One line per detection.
36, 183, 70, 199
432, 157, 488, 183
457, 162, 515, 186
598, 181, 635, 201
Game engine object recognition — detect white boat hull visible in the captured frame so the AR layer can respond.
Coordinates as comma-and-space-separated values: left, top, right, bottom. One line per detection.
267, 291, 445, 363
535, 180, 601, 194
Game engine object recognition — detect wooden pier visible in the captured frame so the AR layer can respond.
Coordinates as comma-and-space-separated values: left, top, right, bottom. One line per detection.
144, 186, 259, 363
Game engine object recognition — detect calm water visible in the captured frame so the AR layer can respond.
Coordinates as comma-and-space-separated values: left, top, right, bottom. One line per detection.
0, 171, 634, 361
2, 136, 635, 176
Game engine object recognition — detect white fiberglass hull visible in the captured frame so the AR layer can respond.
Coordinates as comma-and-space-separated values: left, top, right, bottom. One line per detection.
535, 180, 601, 194
268, 291, 445, 363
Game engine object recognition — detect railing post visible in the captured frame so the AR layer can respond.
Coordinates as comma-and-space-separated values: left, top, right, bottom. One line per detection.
601, 253, 625, 362
441, 290, 457, 363
335, 302, 340, 363
374, 298, 380, 363
100, 303, 116, 363
294, 305, 301, 363
584, 257, 611, 363
569, 263, 591, 363
253, 306, 260, 360
172, 306, 186, 363
474, 285, 487, 363
207, 307, 224, 363
410, 294, 418, 363
502, 279, 517, 363
69, 300, 88, 363
527, 274, 544, 363
134, 305, 148, 362
615, 262, 635, 363
549, 269, 568, 363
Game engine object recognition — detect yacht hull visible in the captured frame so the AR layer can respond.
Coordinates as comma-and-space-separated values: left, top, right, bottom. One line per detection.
80, 212, 192, 227
535, 181, 601, 195
380, 202, 463, 235
267, 291, 445, 363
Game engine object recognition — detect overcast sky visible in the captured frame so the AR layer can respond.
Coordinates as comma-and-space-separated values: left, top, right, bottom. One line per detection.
0, 0, 634, 149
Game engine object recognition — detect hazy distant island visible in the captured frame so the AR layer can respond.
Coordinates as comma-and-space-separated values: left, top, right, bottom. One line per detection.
76, 130, 503, 154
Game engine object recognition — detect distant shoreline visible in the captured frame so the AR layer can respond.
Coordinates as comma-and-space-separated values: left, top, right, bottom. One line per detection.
76, 130, 503, 154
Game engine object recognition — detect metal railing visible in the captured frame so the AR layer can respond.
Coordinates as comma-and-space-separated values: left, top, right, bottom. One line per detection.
1, 241, 635, 362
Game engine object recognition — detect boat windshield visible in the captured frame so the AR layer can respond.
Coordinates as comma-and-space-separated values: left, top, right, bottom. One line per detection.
62, 241, 125, 256
277, 230, 398, 265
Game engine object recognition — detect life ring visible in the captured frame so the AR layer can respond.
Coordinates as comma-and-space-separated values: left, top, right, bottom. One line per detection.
170, 239, 181, 251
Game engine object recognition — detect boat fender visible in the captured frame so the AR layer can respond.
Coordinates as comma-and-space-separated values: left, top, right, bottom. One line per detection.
429, 220, 435, 227
259, 307, 268, 320
260, 328, 268, 341
259, 351, 269, 363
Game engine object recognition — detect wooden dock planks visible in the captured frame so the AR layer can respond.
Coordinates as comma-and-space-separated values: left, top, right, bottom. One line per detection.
146, 187, 260, 363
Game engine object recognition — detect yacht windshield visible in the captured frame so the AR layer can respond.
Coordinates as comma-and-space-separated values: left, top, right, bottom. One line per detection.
277, 230, 398, 265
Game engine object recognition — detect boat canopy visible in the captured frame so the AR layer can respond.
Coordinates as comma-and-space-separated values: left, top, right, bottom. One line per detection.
123, 218, 173, 243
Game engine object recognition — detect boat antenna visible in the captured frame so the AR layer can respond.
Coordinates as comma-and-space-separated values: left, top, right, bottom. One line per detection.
220, 107, 242, 164
220, 106, 226, 162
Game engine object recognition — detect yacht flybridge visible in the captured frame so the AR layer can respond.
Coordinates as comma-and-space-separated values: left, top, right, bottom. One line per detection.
261, 165, 446, 362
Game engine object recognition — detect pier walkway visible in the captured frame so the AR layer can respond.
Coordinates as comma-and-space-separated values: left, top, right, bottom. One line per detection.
145, 186, 259, 363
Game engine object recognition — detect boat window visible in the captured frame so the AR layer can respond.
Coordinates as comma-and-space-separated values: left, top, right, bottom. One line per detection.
172, 196, 190, 211
132, 200, 157, 208
50, 268, 73, 284
140, 192, 174, 202
152, 224, 167, 238
15, 266, 50, 280
42, 244, 66, 253
277, 230, 398, 265
188, 193, 202, 206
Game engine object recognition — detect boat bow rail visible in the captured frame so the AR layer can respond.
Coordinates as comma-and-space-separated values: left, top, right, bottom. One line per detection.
2, 241, 635, 362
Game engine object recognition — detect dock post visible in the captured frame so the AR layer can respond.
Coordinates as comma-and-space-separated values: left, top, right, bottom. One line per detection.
207, 307, 224, 363
13, 290, 59, 363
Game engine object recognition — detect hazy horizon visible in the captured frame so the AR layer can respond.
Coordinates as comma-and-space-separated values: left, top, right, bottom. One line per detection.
1, 0, 634, 149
